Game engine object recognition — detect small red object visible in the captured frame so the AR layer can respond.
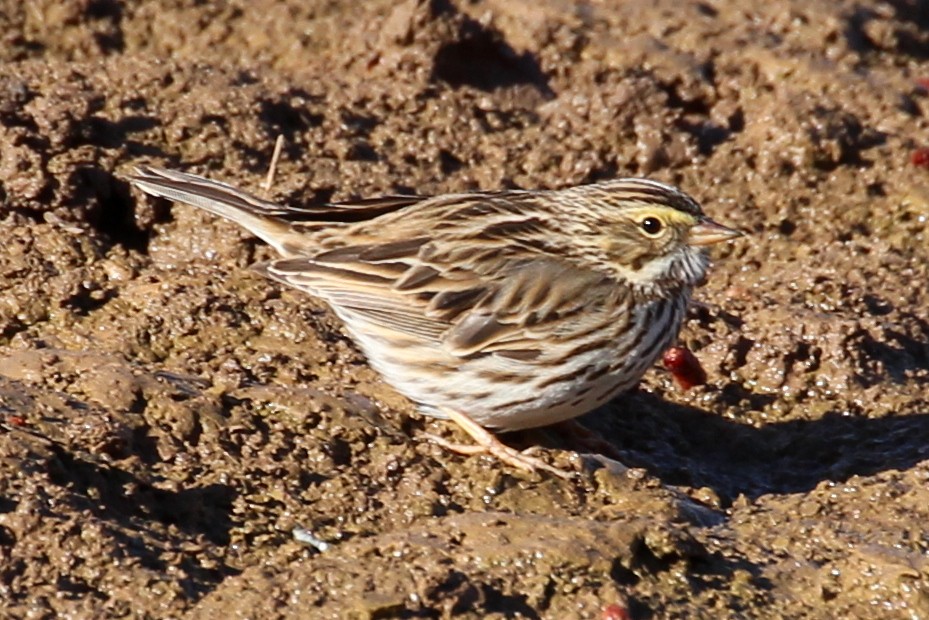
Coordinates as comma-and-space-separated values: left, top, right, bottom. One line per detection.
662, 346, 707, 390
602, 603, 631, 620
915, 77, 929, 91
6, 415, 27, 426
912, 148, 929, 169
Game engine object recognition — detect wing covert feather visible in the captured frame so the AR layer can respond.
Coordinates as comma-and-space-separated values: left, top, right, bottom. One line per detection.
264, 249, 616, 359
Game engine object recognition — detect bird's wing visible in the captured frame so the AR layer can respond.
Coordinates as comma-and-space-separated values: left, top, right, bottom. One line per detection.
264, 243, 616, 359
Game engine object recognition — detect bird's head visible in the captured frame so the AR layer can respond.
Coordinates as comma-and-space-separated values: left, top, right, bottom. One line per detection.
566, 179, 743, 295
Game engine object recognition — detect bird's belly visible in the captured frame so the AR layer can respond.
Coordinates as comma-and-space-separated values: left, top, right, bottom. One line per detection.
342, 296, 682, 432
359, 339, 647, 432
460, 351, 642, 430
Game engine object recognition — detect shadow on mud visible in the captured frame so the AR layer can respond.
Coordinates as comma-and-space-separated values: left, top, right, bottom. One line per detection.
579, 392, 929, 503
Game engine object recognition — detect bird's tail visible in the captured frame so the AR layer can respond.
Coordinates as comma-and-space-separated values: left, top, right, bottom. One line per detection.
128, 166, 296, 254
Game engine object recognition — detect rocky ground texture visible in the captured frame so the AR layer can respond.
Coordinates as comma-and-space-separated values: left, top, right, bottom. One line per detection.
0, 0, 928, 618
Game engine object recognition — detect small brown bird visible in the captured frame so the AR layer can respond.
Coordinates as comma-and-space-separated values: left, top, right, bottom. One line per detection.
129, 166, 741, 477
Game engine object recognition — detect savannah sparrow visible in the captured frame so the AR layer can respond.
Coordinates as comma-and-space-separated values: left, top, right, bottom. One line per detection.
129, 166, 741, 477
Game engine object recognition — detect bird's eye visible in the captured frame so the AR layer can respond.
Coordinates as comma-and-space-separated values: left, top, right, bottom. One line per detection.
640, 217, 663, 236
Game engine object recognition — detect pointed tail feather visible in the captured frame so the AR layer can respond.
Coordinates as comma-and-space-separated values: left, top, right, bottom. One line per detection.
128, 165, 296, 254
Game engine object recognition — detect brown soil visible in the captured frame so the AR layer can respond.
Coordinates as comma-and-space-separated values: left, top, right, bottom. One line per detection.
1, 0, 928, 618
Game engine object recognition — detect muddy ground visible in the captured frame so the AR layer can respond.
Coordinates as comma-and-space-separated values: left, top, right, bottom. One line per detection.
0, 0, 927, 618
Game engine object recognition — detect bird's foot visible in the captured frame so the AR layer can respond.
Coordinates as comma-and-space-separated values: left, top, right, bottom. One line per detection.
422, 409, 575, 480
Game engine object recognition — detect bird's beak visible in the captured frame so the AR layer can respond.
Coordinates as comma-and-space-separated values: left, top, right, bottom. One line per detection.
689, 218, 744, 246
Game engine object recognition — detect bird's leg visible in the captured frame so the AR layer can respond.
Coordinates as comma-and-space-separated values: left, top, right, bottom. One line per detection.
548, 418, 627, 460
545, 418, 631, 473
423, 408, 575, 480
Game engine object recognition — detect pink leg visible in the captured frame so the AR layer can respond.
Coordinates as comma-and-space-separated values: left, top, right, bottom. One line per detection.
423, 409, 576, 480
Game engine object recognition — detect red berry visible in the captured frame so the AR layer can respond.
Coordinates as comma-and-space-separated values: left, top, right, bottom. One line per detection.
912, 148, 929, 169
662, 346, 707, 390
602, 603, 630, 620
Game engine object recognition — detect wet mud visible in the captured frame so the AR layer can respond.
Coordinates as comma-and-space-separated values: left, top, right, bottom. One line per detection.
0, 0, 928, 617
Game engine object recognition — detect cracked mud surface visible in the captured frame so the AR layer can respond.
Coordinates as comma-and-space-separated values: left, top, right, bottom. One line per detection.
0, 0, 928, 617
